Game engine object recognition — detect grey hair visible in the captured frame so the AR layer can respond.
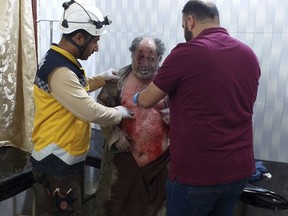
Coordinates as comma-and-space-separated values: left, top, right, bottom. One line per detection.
129, 35, 166, 58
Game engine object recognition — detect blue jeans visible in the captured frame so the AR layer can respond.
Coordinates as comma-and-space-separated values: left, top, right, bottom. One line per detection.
166, 177, 248, 216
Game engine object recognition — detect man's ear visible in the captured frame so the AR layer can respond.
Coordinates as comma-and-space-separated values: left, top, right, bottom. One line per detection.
74, 32, 85, 44
187, 15, 195, 31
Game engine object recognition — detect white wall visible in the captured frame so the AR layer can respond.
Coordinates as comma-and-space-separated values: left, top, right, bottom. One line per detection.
37, 0, 288, 163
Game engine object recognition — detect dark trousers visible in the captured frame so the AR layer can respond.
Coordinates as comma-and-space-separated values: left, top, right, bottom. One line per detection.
32, 167, 83, 216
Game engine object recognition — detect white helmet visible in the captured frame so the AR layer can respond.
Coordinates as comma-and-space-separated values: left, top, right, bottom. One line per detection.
59, 0, 112, 36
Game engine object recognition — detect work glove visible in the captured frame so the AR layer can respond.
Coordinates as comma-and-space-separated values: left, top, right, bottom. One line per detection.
114, 106, 134, 119
99, 68, 120, 81
249, 161, 269, 182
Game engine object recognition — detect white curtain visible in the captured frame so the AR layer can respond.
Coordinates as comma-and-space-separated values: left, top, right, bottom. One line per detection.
0, 0, 37, 152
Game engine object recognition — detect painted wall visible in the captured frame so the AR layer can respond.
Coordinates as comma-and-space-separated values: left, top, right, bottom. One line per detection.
37, 0, 288, 163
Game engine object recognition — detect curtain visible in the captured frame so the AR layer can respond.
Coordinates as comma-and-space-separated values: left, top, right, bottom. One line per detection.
0, 0, 37, 152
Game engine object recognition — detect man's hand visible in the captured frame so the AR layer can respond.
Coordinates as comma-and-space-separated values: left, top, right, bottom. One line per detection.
114, 106, 134, 119
115, 129, 132, 152
160, 108, 170, 125
99, 68, 120, 81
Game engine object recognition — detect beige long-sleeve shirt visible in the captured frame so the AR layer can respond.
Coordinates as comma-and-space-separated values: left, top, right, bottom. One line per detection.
48, 67, 122, 126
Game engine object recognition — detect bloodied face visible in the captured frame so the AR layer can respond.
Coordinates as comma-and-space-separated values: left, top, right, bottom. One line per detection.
131, 38, 160, 80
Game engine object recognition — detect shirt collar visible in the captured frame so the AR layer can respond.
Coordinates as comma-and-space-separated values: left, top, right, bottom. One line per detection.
50, 44, 81, 68
197, 27, 229, 38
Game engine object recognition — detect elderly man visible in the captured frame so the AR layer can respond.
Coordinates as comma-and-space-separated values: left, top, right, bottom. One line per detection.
95, 36, 169, 216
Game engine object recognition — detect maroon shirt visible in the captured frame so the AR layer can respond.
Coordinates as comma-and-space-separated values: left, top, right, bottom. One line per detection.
153, 27, 261, 185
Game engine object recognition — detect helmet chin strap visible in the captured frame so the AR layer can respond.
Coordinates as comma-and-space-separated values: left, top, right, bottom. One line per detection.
63, 34, 94, 59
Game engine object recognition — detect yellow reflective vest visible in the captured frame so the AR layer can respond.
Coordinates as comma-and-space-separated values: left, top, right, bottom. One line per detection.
32, 45, 90, 166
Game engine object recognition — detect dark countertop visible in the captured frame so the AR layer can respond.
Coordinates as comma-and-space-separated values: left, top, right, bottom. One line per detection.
0, 146, 35, 201
251, 160, 288, 199
236, 159, 288, 216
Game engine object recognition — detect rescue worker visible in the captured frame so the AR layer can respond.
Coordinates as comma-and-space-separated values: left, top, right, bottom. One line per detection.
31, 1, 133, 215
